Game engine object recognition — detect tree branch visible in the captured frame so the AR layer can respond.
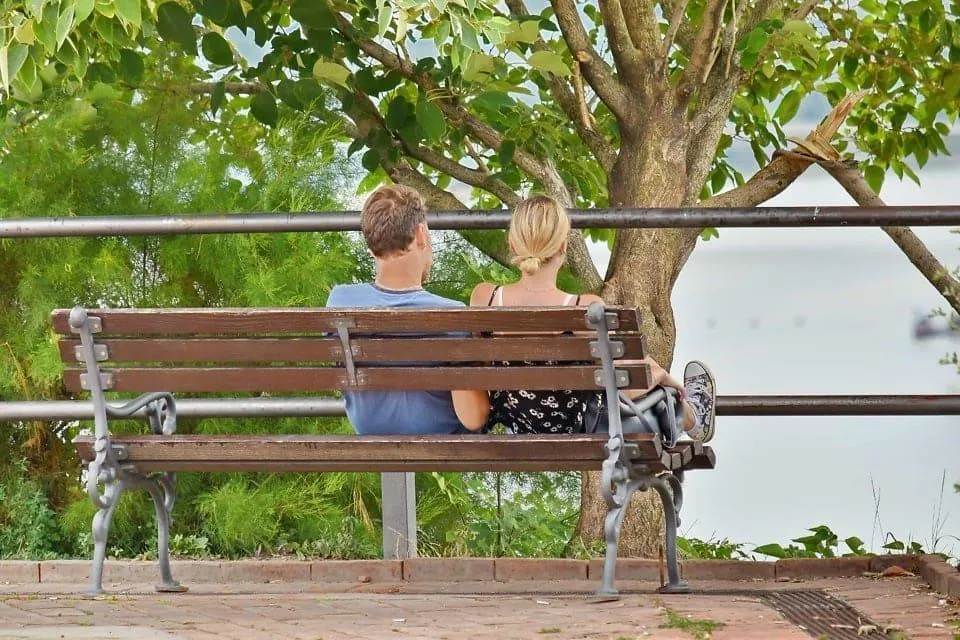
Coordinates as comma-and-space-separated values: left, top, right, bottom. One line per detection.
407, 143, 521, 207
700, 90, 866, 209
549, 0, 634, 122
333, 14, 568, 193
619, 0, 662, 59
505, 0, 616, 171
816, 160, 960, 315
598, 0, 651, 83
660, 0, 691, 63
677, 0, 728, 102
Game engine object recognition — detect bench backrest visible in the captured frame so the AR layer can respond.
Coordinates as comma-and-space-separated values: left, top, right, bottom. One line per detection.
52, 307, 650, 394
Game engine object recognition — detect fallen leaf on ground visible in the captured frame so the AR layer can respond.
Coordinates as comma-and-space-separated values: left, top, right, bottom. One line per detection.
881, 565, 914, 577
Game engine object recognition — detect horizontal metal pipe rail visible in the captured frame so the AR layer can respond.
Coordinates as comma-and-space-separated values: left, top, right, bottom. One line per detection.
1, 395, 957, 422
2, 206, 960, 237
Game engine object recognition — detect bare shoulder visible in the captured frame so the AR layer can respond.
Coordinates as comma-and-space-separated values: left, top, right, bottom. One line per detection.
576, 293, 606, 307
469, 282, 497, 306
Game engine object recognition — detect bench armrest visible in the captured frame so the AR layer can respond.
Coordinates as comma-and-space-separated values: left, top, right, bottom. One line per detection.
106, 392, 177, 436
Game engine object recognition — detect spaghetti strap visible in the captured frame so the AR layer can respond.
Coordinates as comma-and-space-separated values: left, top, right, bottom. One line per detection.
487, 285, 502, 307
575, 294, 581, 305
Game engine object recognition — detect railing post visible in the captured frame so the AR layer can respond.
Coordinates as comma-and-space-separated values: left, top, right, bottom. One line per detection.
381, 472, 417, 560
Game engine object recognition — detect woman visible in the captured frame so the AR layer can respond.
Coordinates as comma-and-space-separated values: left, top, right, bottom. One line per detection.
454, 194, 716, 441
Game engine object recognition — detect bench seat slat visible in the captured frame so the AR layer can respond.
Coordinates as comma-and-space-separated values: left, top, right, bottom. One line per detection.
62, 364, 652, 393
52, 307, 642, 336
73, 434, 677, 473
58, 335, 648, 365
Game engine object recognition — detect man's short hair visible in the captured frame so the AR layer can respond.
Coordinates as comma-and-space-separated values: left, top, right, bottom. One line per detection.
360, 185, 427, 258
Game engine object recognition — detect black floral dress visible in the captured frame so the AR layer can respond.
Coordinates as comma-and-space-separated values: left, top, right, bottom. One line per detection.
484, 285, 602, 434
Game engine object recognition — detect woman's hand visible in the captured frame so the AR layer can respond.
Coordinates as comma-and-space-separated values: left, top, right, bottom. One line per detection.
646, 358, 686, 399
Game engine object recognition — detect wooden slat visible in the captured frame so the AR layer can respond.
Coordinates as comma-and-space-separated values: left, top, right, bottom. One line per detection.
73, 434, 670, 472
63, 363, 652, 393
57, 335, 648, 365
686, 443, 717, 470
51, 306, 642, 336
666, 442, 695, 468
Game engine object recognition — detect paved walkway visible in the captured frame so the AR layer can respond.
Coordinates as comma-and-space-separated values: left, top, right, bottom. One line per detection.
0, 577, 956, 639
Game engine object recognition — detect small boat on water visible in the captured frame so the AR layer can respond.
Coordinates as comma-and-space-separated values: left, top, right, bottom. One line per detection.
914, 311, 960, 339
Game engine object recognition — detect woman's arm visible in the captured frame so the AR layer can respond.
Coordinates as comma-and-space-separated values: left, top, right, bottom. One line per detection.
452, 390, 491, 431
450, 283, 496, 431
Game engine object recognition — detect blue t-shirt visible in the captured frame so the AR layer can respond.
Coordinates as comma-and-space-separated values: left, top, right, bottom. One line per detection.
326, 283, 465, 435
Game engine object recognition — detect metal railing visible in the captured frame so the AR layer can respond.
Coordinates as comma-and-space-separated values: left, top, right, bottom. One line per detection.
1, 205, 959, 237
0, 205, 956, 423
0, 395, 957, 423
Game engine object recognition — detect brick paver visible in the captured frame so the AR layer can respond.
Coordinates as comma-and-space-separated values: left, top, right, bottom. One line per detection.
0, 576, 956, 640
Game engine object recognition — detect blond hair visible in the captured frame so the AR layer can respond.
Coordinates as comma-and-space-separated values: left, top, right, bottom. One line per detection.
508, 195, 571, 275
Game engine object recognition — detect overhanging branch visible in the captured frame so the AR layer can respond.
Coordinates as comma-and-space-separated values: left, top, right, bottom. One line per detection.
550, 0, 634, 122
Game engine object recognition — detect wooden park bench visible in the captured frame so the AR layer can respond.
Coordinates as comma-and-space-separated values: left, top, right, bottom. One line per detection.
53, 304, 716, 596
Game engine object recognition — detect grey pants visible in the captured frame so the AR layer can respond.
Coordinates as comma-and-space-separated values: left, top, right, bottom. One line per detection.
585, 387, 684, 447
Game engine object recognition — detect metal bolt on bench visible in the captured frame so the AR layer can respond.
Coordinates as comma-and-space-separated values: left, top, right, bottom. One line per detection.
57, 303, 715, 596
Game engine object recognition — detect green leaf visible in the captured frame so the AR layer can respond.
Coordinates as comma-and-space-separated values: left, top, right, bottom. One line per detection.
201, 32, 233, 66
196, 0, 229, 25
844, 536, 865, 554
461, 22, 480, 51
462, 52, 494, 82
864, 165, 885, 193
295, 78, 323, 106
250, 91, 278, 126
710, 168, 726, 194
210, 80, 225, 115
700, 227, 719, 241
87, 61, 115, 83
744, 28, 768, 54
753, 543, 788, 559
115, 0, 141, 28
528, 50, 569, 76
415, 98, 445, 143
156, 2, 197, 54
76, 0, 95, 23
277, 79, 302, 109
56, 4, 75, 49
882, 538, 905, 552
290, 0, 334, 29
505, 19, 540, 44
0, 47, 10, 91
385, 96, 413, 129
361, 148, 380, 172
498, 140, 515, 166
118, 48, 143, 85
775, 90, 802, 124
377, 3, 391, 38
312, 60, 349, 88
7, 44, 29, 82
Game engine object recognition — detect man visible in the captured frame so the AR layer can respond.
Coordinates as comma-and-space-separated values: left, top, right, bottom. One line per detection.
326, 185, 489, 434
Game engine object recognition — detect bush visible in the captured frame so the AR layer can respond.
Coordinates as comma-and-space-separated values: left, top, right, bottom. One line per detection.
0, 460, 60, 559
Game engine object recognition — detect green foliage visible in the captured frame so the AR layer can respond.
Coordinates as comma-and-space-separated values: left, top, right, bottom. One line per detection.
752, 524, 930, 559
677, 536, 748, 560
2, 0, 953, 219
0, 459, 60, 558
659, 608, 726, 640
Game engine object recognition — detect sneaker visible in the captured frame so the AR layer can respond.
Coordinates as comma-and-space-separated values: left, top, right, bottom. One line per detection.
683, 361, 716, 443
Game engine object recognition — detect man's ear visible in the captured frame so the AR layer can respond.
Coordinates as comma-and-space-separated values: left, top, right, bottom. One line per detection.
415, 223, 429, 249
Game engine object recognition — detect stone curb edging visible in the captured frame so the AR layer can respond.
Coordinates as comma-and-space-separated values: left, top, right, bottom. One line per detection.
1, 555, 956, 595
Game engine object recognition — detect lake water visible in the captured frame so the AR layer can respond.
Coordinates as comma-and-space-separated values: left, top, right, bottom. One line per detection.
590, 139, 960, 555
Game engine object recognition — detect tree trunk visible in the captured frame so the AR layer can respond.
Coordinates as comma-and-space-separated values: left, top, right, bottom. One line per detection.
575, 117, 700, 557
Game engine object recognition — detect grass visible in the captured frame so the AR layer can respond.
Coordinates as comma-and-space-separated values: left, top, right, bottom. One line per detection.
659, 608, 725, 639
538, 628, 561, 634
